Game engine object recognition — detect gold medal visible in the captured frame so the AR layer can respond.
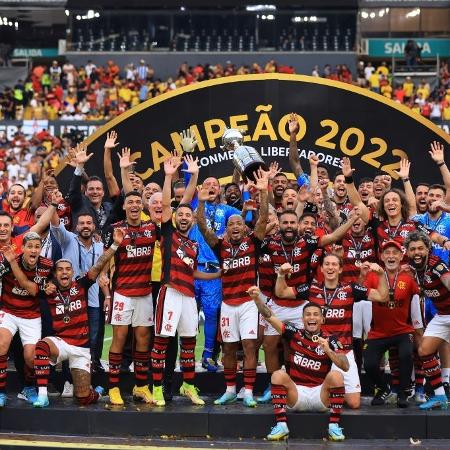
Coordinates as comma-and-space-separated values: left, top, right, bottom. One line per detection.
388, 301, 395, 310
63, 316, 70, 324
355, 259, 362, 267
312, 334, 319, 343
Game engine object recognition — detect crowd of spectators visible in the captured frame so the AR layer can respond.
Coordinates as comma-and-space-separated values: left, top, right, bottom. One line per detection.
0, 58, 449, 122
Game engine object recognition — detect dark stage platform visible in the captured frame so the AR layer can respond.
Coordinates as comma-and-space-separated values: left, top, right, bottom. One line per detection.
0, 394, 448, 441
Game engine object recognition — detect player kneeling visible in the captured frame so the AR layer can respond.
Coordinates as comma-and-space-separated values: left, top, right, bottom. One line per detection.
33, 228, 124, 407
248, 287, 349, 441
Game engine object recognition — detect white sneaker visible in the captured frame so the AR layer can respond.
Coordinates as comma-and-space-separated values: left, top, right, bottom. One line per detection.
61, 381, 73, 398
237, 386, 245, 400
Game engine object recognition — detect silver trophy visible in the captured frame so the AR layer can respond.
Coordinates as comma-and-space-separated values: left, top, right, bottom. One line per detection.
232, 145, 267, 182
221, 128, 244, 151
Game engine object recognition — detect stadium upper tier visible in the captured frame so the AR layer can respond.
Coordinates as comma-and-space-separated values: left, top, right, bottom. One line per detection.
68, 12, 356, 52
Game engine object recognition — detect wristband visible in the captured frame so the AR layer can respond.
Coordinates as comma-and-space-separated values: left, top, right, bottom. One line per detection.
110, 243, 119, 251
277, 273, 285, 278
344, 175, 354, 184
74, 166, 83, 176
402, 177, 410, 182
438, 162, 446, 167
105, 295, 111, 299
50, 202, 59, 208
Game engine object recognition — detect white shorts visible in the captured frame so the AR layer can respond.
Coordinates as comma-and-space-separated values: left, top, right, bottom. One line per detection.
331, 350, 361, 394
0, 310, 41, 346
220, 301, 259, 343
352, 301, 372, 338
288, 384, 328, 412
155, 286, 198, 337
46, 336, 91, 372
424, 314, 450, 343
410, 294, 425, 330
264, 301, 305, 336
111, 292, 153, 327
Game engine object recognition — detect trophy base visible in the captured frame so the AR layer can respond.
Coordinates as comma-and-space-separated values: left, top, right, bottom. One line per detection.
242, 162, 268, 182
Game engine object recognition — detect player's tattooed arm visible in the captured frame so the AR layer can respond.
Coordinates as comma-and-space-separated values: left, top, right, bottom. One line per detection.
196, 188, 219, 248
90, 228, 124, 279
317, 336, 349, 372
247, 286, 283, 334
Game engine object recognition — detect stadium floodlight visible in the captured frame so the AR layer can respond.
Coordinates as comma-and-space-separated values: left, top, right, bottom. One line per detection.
361, 11, 368, 19
65, 9, 69, 16
14, 21, 18, 28
180, 6, 186, 10
87, 10, 94, 19
246, 5, 276, 12
266, 14, 275, 20
378, 9, 384, 17
369, 12, 375, 18
94, 12, 99, 17
76, 14, 81, 20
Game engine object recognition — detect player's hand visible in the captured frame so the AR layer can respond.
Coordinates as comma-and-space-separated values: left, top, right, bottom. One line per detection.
394, 159, 411, 180
182, 154, 200, 175
316, 336, 331, 354
113, 227, 125, 246
341, 157, 354, 178
72, 143, 93, 166
308, 154, 319, 167
253, 168, 270, 191
288, 113, 299, 135
247, 286, 261, 299
163, 155, 182, 176
180, 129, 197, 153
117, 147, 135, 170
51, 190, 63, 204
268, 161, 281, 180
369, 262, 384, 275
429, 141, 445, 165
44, 282, 57, 295
197, 185, 210, 202
3, 246, 16, 264
104, 130, 119, 150
98, 274, 110, 288
278, 263, 293, 276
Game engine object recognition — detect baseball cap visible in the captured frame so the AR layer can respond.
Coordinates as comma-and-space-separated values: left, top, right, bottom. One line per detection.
382, 240, 402, 252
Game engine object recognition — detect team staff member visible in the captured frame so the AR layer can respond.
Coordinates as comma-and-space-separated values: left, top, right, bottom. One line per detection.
103, 190, 159, 406
364, 240, 419, 408
248, 290, 349, 442
275, 254, 389, 409
29, 227, 124, 407
151, 155, 219, 407
197, 168, 269, 407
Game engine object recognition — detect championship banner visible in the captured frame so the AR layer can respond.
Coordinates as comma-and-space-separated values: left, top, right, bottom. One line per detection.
56, 74, 450, 190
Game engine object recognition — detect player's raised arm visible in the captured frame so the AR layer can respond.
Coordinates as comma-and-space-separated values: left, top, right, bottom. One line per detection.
247, 286, 283, 333
341, 157, 369, 223
196, 186, 219, 248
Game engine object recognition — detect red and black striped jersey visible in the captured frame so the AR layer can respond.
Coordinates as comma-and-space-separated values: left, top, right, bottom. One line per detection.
214, 233, 261, 306
0, 254, 52, 319
416, 255, 450, 316
341, 230, 376, 283
46, 273, 95, 347
370, 218, 431, 262
41, 199, 72, 230
282, 323, 342, 387
261, 235, 319, 307
103, 220, 159, 297
160, 220, 197, 297
295, 282, 370, 350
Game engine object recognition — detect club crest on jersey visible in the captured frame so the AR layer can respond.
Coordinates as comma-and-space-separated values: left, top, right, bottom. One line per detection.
337, 291, 347, 301
315, 346, 325, 356
293, 247, 302, 257
143, 230, 153, 238
362, 235, 371, 243
424, 274, 432, 283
